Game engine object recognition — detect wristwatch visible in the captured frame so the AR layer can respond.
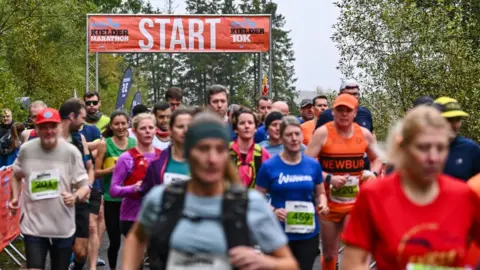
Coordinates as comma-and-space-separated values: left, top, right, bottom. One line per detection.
325, 174, 332, 184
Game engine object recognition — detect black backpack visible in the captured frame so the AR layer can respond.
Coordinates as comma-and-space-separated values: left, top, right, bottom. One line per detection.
147, 181, 252, 270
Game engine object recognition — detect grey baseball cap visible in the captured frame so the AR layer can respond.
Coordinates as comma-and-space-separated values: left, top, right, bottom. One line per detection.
300, 99, 313, 108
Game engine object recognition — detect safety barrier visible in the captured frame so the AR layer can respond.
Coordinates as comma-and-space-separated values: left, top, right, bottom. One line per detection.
0, 166, 25, 267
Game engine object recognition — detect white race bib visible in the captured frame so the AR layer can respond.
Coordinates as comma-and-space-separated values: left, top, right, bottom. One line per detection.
29, 169, 61, 201
163, 173, 190, 185
330, 175, 360, 204
166, 250, 232, 270
285, 201, 316, 234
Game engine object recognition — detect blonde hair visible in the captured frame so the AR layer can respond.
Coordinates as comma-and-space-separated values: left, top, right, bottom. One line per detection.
386, 105, 451, 168
188, 111, 241, 186
132, 113, 156, 130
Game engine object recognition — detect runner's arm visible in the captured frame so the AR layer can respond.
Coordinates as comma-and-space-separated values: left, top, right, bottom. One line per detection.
341, 245, 370, 270
81, 135, 95, 186
231, 245, 299, 270
362, 128, 382, 176
87, 140, 100, 151
94, 140, 113, 178
122, 222, 149, 270
20, 130, 30, 143
110, 155, 138, 198
305, 126, 327, 158
10, 174, 22, 202
306, 127, 330, 179
315, 182, 327, 207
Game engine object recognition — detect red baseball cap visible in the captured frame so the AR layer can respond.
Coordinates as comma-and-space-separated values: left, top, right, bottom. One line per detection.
35, 108, 61, 125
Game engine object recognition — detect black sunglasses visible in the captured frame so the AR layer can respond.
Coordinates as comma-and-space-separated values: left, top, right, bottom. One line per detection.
85, 101, 99, 106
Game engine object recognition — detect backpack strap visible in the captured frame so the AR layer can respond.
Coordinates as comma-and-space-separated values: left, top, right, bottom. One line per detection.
222, 184, 252, 249
128, 147, 142, 159
250, 144, 263, 188
148, 181, 188, 270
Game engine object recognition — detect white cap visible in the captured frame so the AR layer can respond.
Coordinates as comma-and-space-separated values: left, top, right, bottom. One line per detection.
339, 79, 360, 91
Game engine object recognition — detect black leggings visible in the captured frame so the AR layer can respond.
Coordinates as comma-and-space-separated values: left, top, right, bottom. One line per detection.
24, 234, 74, 270
288, 235, 319, 270
120, 220, 134, 237
104, 200, 122, 269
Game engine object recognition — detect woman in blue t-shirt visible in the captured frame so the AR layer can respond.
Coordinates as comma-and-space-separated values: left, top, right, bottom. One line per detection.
256, 115, 329, 270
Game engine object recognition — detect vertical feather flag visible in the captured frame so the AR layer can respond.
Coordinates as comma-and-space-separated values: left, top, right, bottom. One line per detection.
262, 75, 268, 97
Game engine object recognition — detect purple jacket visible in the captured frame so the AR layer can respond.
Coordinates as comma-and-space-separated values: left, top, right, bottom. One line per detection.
110, 150, 159, 221
139, 146, 170, 197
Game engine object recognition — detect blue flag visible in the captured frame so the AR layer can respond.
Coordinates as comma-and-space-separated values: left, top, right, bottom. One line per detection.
115, 67, 133, 110
130, 91, 143, 117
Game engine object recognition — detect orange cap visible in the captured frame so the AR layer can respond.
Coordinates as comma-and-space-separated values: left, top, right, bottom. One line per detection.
333, 94, 358, 109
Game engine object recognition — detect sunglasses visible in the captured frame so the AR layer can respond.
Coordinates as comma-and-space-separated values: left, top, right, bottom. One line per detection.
85, 101, 99, 106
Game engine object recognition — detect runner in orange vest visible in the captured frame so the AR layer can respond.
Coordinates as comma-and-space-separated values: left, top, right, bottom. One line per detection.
306, 94, 382, 270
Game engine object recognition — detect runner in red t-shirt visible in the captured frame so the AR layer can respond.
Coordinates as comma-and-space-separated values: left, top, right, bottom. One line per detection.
341, 106, 480, 269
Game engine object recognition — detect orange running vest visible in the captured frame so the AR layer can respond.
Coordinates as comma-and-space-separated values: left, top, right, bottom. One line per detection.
318, 122, 368, 213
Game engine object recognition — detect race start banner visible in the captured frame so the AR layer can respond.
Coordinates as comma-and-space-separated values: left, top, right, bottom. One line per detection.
88, 15, 271, 53
130, 91, 142, 116
115, 67, 133, 110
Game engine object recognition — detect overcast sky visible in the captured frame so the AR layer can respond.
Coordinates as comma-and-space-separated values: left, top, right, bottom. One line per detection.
149, 0, 341, 92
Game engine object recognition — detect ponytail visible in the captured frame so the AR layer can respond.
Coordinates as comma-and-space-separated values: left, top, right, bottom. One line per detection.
224, 160, 241, 186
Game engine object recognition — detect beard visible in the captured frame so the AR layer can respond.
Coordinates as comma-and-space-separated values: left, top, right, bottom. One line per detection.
41, 137, 58, 149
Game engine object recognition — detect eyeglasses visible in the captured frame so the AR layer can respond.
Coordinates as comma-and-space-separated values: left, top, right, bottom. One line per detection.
85, 101, 99, 106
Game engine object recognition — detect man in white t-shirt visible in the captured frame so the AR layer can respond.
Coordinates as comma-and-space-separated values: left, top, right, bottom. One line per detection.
9, 108, 90, 270
130, 101, 171, 150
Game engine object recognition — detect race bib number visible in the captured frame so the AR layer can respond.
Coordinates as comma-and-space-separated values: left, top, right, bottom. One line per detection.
166, 250, 232, 270
285, 201, 315, 234
29, 169, 61, 201
406, 263, 472, 270
330, 175, 360, 204
163, 173, 190, 185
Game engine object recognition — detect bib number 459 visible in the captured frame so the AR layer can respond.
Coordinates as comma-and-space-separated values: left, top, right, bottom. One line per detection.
287, 212, 313, 225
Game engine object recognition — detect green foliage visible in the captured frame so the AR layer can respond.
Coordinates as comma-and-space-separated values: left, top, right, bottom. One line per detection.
0, 0, 297, 122
333, 0, 480, 141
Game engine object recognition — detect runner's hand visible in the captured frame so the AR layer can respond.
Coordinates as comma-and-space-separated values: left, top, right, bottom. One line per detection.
331, 175, 348, 188
8, 198, 19, 215
317, 203, 329, 216
134, 181, 142, 192
274, 208, 287, 222
230, 246, 274, 270
62, 192, 76, 207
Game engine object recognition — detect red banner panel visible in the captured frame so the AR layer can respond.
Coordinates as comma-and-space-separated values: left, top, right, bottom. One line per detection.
88, 15, 271, 53
0, 168, 21, 253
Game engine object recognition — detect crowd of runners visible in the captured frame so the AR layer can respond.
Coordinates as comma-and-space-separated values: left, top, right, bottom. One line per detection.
2, 79, 480, 270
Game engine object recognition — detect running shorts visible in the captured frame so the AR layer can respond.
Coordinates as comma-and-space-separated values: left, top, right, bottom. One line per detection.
75, 202, 90, 238
320, 210, 349, 223
89, 188, 102, 215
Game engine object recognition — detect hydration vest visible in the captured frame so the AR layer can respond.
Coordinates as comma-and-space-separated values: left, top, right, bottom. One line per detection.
147, 181, 252, 270
124, 147, 161, 197
229, 141, 265, 188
